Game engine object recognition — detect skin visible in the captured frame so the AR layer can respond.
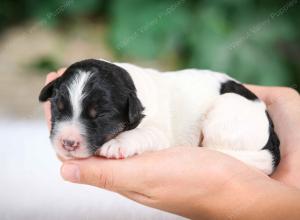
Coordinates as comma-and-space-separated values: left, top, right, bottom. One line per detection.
44, 69, 300, 219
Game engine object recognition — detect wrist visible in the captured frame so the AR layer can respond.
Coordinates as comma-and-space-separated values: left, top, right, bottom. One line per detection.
183, 170, 271, 219
231, 178, 300, 220
188, 170, 300, 220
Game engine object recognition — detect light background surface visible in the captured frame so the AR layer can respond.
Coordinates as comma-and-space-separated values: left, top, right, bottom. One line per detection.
0, 120, 185, 220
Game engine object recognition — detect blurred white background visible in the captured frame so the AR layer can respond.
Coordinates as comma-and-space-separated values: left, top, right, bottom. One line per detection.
0, 120, 184, 220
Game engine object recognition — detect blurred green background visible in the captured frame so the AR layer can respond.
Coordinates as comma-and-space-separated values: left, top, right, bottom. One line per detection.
0, 0, 299, 118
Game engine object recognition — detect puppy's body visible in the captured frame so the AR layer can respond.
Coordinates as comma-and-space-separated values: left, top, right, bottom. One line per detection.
39, 59, 280, 175
109, 63, 278, 174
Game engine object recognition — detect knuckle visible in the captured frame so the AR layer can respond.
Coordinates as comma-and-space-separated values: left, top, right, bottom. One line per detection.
279, 87, 299, 98
270, 87, 299, 102
94, 171, 105, 187
46, 72, 56, 79
45, 72, 57, 84
103, 175, 114, 190
57, 68, 66, 76
92, 169, 115, 190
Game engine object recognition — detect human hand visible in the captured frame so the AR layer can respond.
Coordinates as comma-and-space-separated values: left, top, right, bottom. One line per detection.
43, 68, 66, 131
245, 85, 300, 188
62, 147, 300, 220
43, 70, 300, 219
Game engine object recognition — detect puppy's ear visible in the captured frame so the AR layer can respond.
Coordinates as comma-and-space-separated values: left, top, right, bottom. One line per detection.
127, 92, 145, 129
38, 78, 60, 102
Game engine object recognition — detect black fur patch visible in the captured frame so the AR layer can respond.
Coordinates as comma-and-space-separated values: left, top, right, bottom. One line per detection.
220, 80, 258, 100
220, 80, 280, 169
263, 112, 281, 167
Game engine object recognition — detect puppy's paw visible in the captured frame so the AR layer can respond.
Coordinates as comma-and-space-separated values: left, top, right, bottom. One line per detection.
97, 138, 140, 159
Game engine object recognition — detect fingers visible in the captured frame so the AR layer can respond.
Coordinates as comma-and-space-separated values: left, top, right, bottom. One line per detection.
43, 68, 66, 131
244, 85, 271, 104
57, 68, 67, 76
45, 68, 66, 85
245, 85, 299, 106
45, 72, 57, 85
44, 101, 52, 131
56, 154, 68, 162
246, 85, 300, 157
60, 157, 144, 192
43, 72, 57, 131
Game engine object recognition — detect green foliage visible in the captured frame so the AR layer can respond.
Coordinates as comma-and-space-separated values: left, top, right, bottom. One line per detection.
0, 0, 106, 29
109, 0, 190, 59
0, 0, 299, 88
109, 0, 300, 87
28, 55, 61, 73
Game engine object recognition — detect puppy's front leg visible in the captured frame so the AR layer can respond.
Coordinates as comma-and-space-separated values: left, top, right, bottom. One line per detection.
98, 127, 170, 159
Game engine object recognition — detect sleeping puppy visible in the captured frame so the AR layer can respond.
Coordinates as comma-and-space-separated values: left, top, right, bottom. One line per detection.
39, 59, 280, 175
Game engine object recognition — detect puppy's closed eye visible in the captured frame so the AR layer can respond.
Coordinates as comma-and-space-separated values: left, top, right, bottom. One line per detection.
88, 105, 97, 119
57, 99, 64, 111
88, 106, 110, 119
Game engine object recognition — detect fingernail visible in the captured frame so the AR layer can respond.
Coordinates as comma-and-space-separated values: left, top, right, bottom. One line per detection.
61, 163, 80, 182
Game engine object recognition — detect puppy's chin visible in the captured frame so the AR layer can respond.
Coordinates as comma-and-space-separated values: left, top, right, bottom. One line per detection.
54, 145, 94, 160
57, 151, 93, 160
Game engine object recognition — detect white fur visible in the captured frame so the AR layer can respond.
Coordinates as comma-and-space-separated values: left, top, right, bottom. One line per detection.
68, 70, 92, 119
52, 121, 90, 159
53, 71, 93, 159
98, 61, 274, 174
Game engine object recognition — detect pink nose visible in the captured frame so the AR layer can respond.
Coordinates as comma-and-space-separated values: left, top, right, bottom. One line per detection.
62, 139, 79, 151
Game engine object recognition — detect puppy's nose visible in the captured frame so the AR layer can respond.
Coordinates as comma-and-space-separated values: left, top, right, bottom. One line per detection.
63, 139, 75, 146
62, 139, 79, 151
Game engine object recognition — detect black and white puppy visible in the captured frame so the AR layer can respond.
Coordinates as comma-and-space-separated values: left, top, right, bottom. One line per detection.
39, 59, 280, 175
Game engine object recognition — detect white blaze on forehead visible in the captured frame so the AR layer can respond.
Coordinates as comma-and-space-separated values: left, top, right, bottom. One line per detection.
67, 70, 92, 119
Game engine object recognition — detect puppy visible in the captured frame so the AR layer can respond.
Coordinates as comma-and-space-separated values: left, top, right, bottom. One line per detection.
39, 59, 280, 175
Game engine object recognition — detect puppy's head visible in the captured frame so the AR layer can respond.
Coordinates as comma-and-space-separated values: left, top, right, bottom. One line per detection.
39, 59, 144, 159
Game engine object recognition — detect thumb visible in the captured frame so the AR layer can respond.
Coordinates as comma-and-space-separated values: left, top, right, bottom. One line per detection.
60, 157, 141, 191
